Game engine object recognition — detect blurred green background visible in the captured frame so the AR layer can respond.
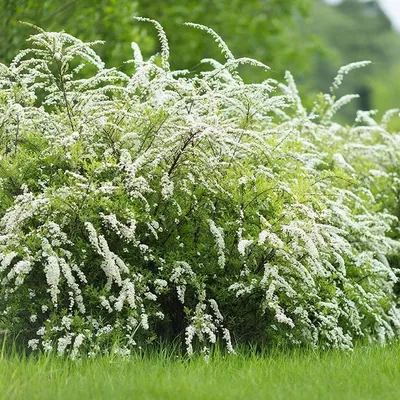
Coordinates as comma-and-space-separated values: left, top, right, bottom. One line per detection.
1, 0, 399, 123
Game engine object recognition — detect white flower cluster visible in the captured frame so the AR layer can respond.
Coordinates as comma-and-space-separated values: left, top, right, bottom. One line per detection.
208, 220, 226, 268
0, 23, 399, 358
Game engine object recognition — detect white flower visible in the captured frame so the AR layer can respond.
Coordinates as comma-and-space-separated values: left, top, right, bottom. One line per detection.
37, 327, 46, 336
61, 316, 72, 330
209, 220, 226, 268
154, 279, 168, 294
161, 173, 174, 200
28, 339, 40, 351
144, 292, 157, 301
222, 328, 235, 354
209, 299, 223, 321
237, 239, 253, 256
141, 311, 149, 330
57, 335, 73, 356
71, 333, 85, 360
44, 255, 60, 305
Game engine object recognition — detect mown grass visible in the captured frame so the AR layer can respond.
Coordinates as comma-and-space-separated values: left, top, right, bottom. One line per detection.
0, 341, 399, 400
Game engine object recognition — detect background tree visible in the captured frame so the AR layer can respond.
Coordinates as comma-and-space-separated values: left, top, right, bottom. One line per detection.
0, 0, 314, 80
0, 0, 151, 72
299, 0, 400, 121
137, 0, 314, 80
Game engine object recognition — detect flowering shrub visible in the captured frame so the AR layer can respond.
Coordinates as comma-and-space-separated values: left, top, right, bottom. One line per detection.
0, 20, 399, 357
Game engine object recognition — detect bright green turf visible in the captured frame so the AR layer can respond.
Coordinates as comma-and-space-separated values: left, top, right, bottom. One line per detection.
0, 342, 399, 400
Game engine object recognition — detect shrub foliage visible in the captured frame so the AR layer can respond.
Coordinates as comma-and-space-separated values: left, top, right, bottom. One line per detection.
0, 21, 399, 357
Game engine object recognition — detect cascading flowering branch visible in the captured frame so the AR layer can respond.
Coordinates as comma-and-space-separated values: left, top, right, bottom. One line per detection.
0, 20, 399, 358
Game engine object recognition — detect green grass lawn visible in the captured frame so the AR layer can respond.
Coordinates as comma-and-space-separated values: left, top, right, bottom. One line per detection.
0, 342, 399, 400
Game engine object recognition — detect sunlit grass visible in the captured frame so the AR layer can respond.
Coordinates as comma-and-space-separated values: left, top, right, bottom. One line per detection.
1, 341, 399, 400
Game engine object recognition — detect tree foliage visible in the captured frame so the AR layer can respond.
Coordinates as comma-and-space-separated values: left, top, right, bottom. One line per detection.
137, 0, 313, 78
0, 0, 151, 71
301, 0, 400, 120
0, 0, 313, 79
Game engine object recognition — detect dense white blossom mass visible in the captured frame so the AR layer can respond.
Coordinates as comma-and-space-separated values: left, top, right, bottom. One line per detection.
0, 20, 399, 358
